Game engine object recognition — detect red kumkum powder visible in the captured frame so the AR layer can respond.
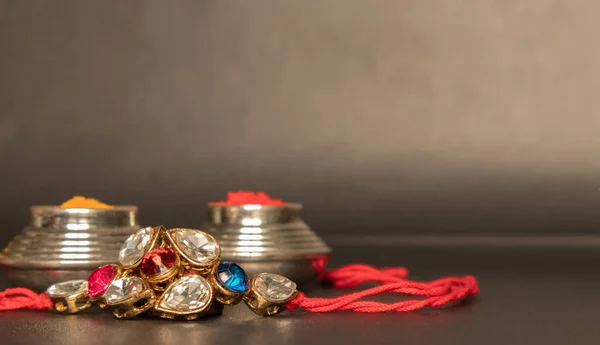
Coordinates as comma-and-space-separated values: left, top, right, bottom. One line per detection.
209, 190, 285, 206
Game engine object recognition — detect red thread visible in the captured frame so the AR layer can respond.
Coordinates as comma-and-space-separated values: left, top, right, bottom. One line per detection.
0, 265, 478, 313
286, 264, 479, 313
0, 288, 53, 311
209, 190, 285, 206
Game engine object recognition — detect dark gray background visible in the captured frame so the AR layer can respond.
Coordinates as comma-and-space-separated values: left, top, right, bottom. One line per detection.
2, 1, 600, 247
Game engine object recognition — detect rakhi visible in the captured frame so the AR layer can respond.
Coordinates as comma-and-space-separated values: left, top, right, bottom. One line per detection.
0, 225, 479, 318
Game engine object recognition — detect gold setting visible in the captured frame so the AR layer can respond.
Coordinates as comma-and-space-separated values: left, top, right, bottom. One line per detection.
105, 281, 156, 319
164, 228, 221, 275
47, 283, 92, 314
141, 250, 181, 292
47, 226, 298, 320
118, 226, 163, 270
153, 273, 214, 320
209, 266, 245, 305
89, 264, 123, 307
244, 275, 299, 316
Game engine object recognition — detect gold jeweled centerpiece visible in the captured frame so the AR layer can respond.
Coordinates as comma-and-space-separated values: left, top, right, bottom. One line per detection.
45, 226, 299, 319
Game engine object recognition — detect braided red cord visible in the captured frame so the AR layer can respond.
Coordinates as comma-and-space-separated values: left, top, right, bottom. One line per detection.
0, 288, 53, 311
286, 264, 479, 313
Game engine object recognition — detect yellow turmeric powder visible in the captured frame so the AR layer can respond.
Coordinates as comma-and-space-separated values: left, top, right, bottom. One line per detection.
59, 196, 113, 209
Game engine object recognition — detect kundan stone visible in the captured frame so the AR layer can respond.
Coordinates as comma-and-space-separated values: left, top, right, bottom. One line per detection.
105, 277, 146, 304
87, 264, 116, 298
253, 273, 297, 302
141, 247, 177, 277
170, 229, 219, 264
216, 261, 249, 293
47, 280, 88, 297
159, 275, 212, 311
118, 227, 155, 267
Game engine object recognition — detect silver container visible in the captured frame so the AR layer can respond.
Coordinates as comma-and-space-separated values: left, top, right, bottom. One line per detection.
0, 205, 140, 291
203, 203, 332, 284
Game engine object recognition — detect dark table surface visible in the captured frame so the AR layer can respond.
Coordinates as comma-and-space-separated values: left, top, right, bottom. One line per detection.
1, 242, 599, 345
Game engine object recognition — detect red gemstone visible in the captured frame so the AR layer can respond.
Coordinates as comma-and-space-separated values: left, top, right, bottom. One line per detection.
87, 264, 115, 297
140, 248, 177, 277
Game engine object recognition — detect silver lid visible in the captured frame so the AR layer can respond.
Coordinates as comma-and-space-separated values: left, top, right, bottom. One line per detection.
30, 205, 138, 228
206, 203, 302, 225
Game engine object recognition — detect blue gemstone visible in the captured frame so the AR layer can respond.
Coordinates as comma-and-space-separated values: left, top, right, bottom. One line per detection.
216, 261, 249, 293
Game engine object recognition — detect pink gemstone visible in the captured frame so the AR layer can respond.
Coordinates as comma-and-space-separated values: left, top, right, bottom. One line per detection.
140, 248, 177, 277
88, 264, 116, 297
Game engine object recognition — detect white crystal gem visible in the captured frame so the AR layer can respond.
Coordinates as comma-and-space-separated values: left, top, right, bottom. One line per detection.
118, 227, 155, 266
105, 277, 145, 304
254, 273, 297, 302
159, 276, 211, 311
46, 280, 87, 297
172, 229, 218, 264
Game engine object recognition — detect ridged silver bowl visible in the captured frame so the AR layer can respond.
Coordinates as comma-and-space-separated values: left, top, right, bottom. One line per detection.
203, 203, 331, 285
0, 205, 140, 291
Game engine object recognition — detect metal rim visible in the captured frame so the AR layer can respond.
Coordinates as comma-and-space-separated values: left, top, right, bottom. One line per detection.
206, 203, 302, 211
31, 205, 138, 216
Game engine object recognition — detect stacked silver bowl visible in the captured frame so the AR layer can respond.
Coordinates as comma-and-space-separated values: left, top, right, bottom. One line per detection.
0, 206, 140, 291
203, 203, 332, 284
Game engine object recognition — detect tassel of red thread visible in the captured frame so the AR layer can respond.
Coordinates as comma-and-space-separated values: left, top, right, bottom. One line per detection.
286, 264, 479, 313
0, 288, 53, 311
